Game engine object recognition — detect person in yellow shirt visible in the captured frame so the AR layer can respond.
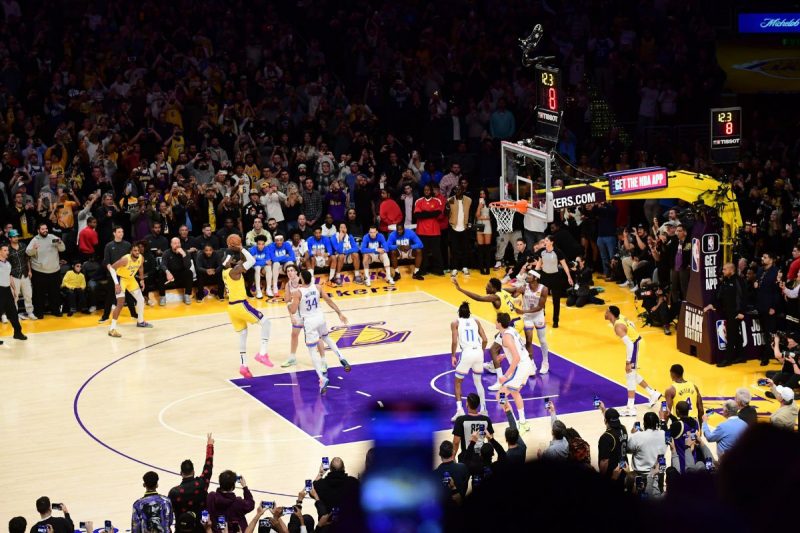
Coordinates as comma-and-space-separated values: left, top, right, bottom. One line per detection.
605, 305, 662, 416
107, 242, 153, 337
664, 364, 704, 420
222, 240, 273, 379
60, 262, 88, 316
453, 277, 525, 391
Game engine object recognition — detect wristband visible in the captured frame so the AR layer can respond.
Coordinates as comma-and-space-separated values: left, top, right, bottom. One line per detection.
108, 266, 119, 284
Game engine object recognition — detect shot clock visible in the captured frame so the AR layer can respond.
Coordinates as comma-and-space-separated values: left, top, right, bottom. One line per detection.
710, 107, 742, 163
535, 64, 563, 142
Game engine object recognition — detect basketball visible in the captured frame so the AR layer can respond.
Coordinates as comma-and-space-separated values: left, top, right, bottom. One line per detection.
226, 234, 242, 248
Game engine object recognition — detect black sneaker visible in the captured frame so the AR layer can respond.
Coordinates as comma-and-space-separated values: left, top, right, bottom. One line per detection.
98, 315, 109, 322
413, 272, 425, 281
394, 271, 401, 281
716, 360, 731, 367
760, 360, 769, 366
13, 332, 27, 341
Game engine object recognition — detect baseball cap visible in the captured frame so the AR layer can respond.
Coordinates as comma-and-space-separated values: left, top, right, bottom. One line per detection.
7, 229, 19, 237
775, 385, 794, 402
604, 408, 622, 429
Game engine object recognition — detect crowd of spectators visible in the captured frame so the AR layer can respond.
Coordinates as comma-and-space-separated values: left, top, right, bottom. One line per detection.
7, 386, 797, 532
0, 0, 738, 333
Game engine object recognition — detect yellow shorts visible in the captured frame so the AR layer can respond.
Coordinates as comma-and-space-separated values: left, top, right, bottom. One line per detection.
227, 300, 263, 332
116, 277, 140, 296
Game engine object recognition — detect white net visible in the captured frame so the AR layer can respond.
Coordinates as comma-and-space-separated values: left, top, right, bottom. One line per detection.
490, 204, 517, 234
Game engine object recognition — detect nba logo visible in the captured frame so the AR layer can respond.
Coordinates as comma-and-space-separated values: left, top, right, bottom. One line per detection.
702, 234, 720, 254
691, 238, 700, 272
716, 319, 727, 350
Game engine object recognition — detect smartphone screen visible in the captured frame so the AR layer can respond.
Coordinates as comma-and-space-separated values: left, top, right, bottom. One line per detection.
322, 457, 330, 471
361, 402, 443, 533
282, 508, 294, 516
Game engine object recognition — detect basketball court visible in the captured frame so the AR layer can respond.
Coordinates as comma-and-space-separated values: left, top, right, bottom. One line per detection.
0, 270, 781, 525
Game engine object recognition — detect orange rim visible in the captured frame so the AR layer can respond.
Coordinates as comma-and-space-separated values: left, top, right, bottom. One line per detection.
489, 200, 528, 214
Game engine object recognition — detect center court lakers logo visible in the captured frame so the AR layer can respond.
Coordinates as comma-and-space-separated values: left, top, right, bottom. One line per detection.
733, 58, 800, 80
326, 321, 411, 349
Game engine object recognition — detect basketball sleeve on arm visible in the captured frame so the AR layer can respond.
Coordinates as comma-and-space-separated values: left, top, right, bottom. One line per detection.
108, 264, 119, 283
622, 336, 634, 361
240, 248, 256, 270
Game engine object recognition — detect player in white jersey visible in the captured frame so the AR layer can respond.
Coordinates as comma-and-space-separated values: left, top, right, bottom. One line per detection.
288, 269, 350, 394
513, 270, 550, 375
451, 302, 489, 421
281, 263, 304, 368
497, 312, 533, 433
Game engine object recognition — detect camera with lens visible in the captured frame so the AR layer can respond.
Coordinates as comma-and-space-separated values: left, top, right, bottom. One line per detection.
773, 331, 790, 351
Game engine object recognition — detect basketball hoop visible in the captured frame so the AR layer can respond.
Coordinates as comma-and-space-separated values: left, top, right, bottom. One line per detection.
489, 200, 528, 234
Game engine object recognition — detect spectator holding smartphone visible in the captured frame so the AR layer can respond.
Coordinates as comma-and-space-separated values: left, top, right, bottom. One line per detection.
29, 498, 73, 533
537, 400, 569, 460
207, 471, 254, 533
312, 457, 360, 516
626, 412, 666, 474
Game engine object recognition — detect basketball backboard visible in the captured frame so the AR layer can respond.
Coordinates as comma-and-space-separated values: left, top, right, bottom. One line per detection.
499, 141, 554, 232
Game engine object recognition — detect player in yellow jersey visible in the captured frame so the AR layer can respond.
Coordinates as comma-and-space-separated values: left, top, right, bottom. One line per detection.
222, 242, 273, 378
107, 242, 153, 337
605, 305, 662, 416
453, 277, 524, 391
664, 363, 704, 420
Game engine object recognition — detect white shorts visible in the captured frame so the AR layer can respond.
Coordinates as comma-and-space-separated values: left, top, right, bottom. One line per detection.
505, 358, 533, 391
303, 315, 329, 345
313, 255, 329, 268
398, 249, 414, 260
454, 347, 484, 378
364, 251, 386, 263
342, 253, 356, 264
523, 312, 545, 331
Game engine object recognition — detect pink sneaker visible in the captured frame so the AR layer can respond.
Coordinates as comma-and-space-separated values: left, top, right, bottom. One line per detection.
239, 365, 253, 378
255, 353, 273, 367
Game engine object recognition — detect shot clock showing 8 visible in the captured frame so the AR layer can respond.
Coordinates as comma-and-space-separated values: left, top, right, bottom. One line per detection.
535, 64, 562, 141
709, 106, 742, 163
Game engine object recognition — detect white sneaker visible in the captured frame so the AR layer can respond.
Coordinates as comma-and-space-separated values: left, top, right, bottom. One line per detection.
462, 268, 469, 276
494, 261, 502, 269
146, 299, 155, 306
488, 382, 501, 391
19, 313, 28, 321
518, 421, 531, 433
267, 288, 274, 298
1, 315, 7, 323
620, 407, 637, 417
450, 408, 465, 422
387, 276, 395, 285
529, 365, 538, 377
483, 362, 496, 373
365, 278, 372, 287
256, 290, 263, 299
28, 313, 39, 320
451, 269, 458, 277
88, 306, 96, 313
648, 390, 663, 408
540, 362, 549, 375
